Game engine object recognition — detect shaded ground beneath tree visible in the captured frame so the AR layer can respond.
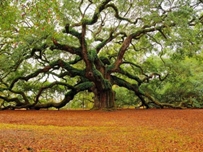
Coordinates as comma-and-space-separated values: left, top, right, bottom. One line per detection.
0, 109, 203, 152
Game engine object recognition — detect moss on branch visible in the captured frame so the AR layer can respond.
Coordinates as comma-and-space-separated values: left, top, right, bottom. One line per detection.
99, 56, 111, 65
119, 68, 143, 86
74, 81, 94, 91
9, 59, 85, 90
87, 49, 98, 62
111, 75, 184, 109
33, 81, 94, 109
111, 75, 139, 92
64, 24, 82, 39
51, 39, 81, 56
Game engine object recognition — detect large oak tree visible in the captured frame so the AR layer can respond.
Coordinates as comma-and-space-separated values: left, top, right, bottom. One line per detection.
0, 0, 203, 110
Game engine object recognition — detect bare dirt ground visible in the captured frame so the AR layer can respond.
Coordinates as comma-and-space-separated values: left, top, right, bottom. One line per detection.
0, 109, 203, 152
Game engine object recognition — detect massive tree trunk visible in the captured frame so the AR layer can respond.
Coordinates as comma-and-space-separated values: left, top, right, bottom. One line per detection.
92, 88, 115, 110
90, 69, 115, 110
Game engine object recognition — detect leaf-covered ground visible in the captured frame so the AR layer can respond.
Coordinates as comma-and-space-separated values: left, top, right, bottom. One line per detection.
0, 109, 203, 152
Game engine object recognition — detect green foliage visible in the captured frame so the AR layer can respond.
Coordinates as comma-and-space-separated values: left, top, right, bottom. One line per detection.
69, 91, 94, 109
140, 56, 203, 108
114, 86, 138, 107
88, 49, 98, 62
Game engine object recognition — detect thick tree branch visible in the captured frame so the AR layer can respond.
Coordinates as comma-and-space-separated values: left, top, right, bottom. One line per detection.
144, 92, 184, 109
9, 59, 84, 90
34, 81, 74, 106
121, 61, 169, 83
118, 68, 143, 86
111, 35, 133, 71
10, 90, 29, 104
34, 81, 94, 109
111, 75, 140, 93
0, 96, 22, 106
81, 24, 92, 72
110, 23, 176, 72
64, 24, 82, 39
111, 75, 183, 109
51, 38, 81, 56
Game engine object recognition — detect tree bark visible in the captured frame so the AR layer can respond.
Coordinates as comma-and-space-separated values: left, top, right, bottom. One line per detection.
92, 87, 115, 110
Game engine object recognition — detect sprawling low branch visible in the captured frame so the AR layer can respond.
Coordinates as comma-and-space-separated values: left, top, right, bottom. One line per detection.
111, 75, 183, 109
115, 60, 169, 88
10, 90, 29, 104
33, 81, 94, 109
0, 87, 29, 109
34, 81, 74, 106
9, 59, 84, 90
144, 92, 184, 109
111, 75, 150, 108
0, 96, 22, 107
